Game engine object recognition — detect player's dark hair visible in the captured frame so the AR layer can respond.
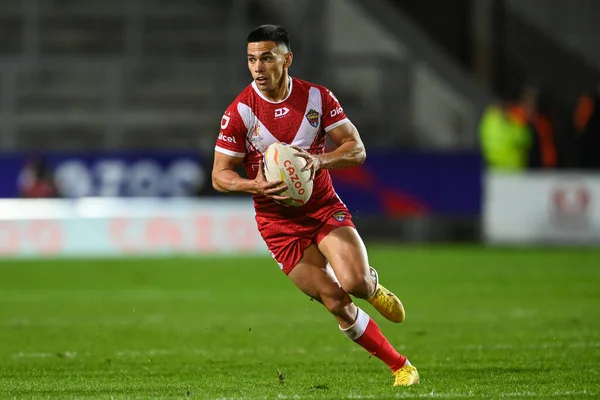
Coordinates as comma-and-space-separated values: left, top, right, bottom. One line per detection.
247, 24, 291, 52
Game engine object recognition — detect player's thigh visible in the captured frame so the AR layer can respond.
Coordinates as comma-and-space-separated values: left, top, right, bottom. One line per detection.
287, 244, 350, 307
317, 226, 373, 298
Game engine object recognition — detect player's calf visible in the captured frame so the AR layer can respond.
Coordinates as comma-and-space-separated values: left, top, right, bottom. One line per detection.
319, 285, 359, 328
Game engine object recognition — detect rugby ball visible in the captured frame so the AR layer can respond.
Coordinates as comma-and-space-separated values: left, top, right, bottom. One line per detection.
263, 142, 313, 207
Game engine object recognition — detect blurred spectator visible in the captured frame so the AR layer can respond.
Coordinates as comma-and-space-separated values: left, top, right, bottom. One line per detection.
17, 156, 59, 198
505, 84, 557, 170
573, 84, 600, 169
480, 84, 559, 172
479, 102, 531, 171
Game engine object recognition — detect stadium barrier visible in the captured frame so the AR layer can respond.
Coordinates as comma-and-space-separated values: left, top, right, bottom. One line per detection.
484, 172, 600, 245
0, 150, 484, 245
0, 198, 267, 257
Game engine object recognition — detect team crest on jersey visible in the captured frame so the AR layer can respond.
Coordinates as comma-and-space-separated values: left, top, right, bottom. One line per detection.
249, 122, 268, 153
305, 109, 319, 128
253, 122, 260, 137
332, 211, 346, 222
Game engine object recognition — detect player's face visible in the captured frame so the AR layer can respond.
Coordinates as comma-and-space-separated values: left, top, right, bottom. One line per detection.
247, 41, 291, 93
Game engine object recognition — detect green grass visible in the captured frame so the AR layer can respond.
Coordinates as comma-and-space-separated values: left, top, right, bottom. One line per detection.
0, 246, 599, 399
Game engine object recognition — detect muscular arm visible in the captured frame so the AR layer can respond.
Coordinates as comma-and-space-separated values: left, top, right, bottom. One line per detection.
212, 151, 290, 200
318, 122, 366, 169
212, 152, 256, 193
294, 122, 366, 178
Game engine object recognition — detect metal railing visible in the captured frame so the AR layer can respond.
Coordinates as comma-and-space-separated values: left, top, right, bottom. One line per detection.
0, 54, 412, 151
0, 0, 470, 151
0, 0, 249, 151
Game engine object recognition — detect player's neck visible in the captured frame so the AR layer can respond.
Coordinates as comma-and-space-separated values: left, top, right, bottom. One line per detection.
262, 75, 291, 102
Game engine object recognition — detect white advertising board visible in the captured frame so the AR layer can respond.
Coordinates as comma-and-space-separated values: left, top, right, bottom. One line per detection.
0, 198, 268, 257
484, 172, 600, 244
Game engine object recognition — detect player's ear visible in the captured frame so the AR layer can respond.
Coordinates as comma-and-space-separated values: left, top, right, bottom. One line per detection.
284, 52, 293, 69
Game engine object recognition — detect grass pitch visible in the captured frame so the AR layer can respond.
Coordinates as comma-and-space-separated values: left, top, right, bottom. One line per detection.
0, 246, 599, 399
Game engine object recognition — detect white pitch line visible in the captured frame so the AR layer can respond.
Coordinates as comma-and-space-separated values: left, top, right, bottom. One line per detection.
212, 391, 597, 400
11, 341, 600, 359
12, 346, 353, 359
12, 351, 77, 359
0, 289, 210, 303
460, 342, 600, 350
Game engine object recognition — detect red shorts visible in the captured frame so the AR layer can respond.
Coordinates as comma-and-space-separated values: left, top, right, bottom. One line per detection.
256, 199, 355, 274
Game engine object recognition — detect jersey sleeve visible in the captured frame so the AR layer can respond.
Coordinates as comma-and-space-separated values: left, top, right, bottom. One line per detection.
215, 103, 247, 158
321, 88, 350, 132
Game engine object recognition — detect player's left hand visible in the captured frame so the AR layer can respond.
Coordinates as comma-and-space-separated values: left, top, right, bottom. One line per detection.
291, 146, 321, 181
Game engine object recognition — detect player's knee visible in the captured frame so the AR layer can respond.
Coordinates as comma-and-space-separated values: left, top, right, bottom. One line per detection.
340, 273, 375, 299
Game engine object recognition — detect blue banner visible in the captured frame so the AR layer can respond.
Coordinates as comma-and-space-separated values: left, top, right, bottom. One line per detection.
0, 151, 207, 198
0, 150, 482, 216
331, 150, 482, 217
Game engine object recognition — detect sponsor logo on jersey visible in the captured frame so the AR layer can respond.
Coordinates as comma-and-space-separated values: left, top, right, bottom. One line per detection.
330, 107, 344, 118
218, 132, 237, 143
221, 114, 230, 129
332, 211, 346, 222
305, 109, 319, 128
275, 107, 290, 118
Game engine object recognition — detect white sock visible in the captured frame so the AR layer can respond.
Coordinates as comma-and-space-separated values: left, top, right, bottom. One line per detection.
339, 307, 370, 340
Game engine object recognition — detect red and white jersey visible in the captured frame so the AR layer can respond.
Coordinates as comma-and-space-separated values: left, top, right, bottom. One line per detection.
215, 77, 350, 217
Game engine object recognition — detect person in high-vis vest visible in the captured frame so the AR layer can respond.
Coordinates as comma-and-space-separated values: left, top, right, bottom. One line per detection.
479, 103, 532, 171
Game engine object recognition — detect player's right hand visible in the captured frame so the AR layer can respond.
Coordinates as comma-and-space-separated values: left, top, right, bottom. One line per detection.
253, 159, 291, 202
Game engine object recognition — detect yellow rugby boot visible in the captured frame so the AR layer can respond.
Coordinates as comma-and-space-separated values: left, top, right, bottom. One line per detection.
366, 267, 406, 323
393, 363, 420, 386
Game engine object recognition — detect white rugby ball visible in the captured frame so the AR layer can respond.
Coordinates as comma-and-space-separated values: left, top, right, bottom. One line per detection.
263, 142, 313, 207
